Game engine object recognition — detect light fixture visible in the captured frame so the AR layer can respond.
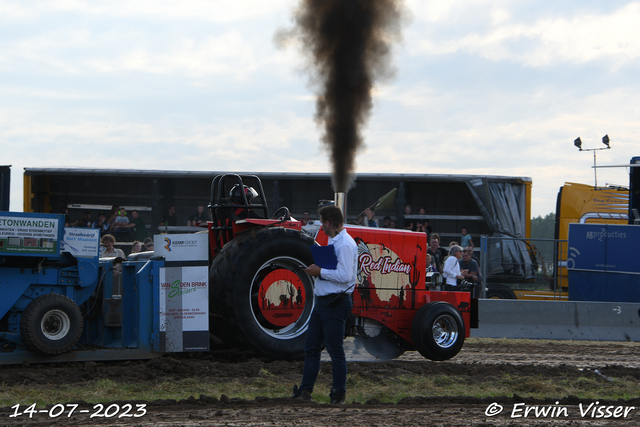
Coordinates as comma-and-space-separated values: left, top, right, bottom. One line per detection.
574, 134, 612, 188
574, 137, 582, 150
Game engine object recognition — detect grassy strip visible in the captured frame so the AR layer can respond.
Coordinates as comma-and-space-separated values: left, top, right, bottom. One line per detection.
2, 369, 639, 407
3, 338, 639, 406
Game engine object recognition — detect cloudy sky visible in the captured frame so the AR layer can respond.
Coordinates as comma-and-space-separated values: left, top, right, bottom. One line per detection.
2, 0, 639, 217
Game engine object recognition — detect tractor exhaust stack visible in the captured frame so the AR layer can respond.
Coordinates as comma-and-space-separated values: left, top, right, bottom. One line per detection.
334, 192, 347, 219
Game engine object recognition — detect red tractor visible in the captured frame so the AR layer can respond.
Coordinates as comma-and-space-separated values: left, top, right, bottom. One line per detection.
208, 174, 478, 360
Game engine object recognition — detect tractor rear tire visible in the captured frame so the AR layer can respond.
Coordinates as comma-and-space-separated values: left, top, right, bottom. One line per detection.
209, 226, 315, 360
20, 294, 84, 355
411, 301, 465, 361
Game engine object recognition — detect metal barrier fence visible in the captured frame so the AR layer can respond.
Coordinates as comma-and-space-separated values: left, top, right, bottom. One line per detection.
471, 299, 640, 342
479, 236, 568, 300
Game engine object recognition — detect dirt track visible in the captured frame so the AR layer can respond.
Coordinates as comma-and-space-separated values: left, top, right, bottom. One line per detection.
2, 339, 640, 426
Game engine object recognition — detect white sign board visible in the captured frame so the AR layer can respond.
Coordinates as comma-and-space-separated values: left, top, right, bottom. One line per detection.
62, 228, 101, 258
0, 214, 60, 255
159, 266, 209, 352
154, 233, 208, 262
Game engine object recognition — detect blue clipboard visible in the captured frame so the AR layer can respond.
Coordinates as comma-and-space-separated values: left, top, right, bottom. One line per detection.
310, 245, 338, 269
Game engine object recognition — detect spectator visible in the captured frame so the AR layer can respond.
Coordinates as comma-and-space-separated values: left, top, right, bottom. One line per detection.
130, 210, 147, 241
402, 204, 414, 231
459, 247, 482, 287
435, 236, 448, 263
188, 205, 209, 226
426, 253, 440, 290
416, 208, 432, 234
300, 211, 311, 226
112, 208, 135, 241
427, 234, 444, 273
145, 242, 155, 252
100, 234, 126, 259
106, 205, 119, 233
130, 240, 142, 254
442, 241, 460, 267
388, 220, 397, 229
363, 208, 378, 227
460, 226, 474, 249
426, 253, 435, 273
92, 211, 109, 235
382, 216, 392, 228
160, 205, 177, 227
62, 208, 72, 227
76, 211, 92, 228
443, 245, 467, 291
143, 237, 153, 247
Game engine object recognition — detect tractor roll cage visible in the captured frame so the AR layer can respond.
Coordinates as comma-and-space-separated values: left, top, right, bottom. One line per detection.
208, 174, 270, 247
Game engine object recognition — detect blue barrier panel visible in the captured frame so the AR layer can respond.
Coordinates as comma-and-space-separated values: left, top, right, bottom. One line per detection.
568, 224, 640, 302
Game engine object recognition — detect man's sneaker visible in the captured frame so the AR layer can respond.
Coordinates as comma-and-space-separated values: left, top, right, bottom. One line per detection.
292, 384, 313, 402
329, 388, 345, 404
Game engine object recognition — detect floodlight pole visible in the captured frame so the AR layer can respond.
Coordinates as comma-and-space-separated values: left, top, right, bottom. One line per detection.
592, 149, 598, 187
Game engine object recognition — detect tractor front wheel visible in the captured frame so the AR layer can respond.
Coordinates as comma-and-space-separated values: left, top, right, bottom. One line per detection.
411, 301, 465, 361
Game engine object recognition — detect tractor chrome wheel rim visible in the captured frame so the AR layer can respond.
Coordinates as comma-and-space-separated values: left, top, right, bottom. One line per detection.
431, 314, 459, 349
41, 309, 71, 340
249, 256, 315, 340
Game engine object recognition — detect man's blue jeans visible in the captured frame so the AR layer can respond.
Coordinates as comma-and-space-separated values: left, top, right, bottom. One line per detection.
299, 294, 353, 394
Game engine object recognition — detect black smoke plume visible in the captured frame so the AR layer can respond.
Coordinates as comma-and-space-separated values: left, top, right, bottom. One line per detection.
289, 0, 404, 192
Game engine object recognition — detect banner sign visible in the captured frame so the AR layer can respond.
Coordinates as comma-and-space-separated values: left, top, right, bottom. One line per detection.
568, 223, 640, 274
154, 233, 208, 262
155, 233, 209, 351
62, 228, 100, 259
0, 213, 62, 256
159, 266, 209, 352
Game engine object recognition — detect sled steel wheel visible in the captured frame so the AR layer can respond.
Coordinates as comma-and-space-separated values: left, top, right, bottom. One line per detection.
411, 301, 465, 361
20, 294, 83, 355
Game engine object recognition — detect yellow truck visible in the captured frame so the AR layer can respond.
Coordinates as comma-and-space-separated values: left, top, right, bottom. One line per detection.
555, 182, 629, 292
484, 181, 629, 300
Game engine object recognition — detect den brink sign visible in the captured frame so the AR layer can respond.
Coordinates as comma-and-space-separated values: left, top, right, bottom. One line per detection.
156, 233, 209, 352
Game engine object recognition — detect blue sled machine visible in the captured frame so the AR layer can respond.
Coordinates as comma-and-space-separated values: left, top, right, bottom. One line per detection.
0, 212, 209, 365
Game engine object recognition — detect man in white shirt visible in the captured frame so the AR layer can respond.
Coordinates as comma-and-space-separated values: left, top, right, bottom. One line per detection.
293, 205, 357, 404
443, 245, 467, 291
